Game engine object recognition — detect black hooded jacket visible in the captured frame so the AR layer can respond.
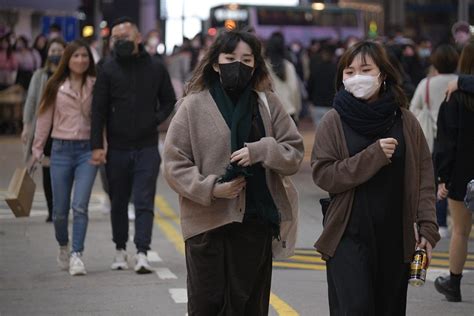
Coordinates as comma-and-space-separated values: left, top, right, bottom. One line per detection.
91, 45, 176, 150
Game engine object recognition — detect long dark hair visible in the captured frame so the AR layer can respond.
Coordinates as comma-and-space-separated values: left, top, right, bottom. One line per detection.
39, 40, 96, 113
458, 41, 474, 111
335, 40, 408, 108
186, 30, 271, 94
265, 32, 286, 81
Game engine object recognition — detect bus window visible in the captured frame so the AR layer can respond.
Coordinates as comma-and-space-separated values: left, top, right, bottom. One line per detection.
256, 7, 358, 28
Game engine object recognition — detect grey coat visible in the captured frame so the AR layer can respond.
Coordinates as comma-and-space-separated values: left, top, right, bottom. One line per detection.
23, 68, 49, 163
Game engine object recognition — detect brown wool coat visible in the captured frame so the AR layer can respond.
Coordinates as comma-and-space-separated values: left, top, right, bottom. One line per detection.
163, 90, 304, 259
311, 108, 440, 262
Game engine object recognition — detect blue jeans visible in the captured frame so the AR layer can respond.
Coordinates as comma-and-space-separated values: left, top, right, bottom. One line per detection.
106, 146, 160, 253
50, 139, 98, 253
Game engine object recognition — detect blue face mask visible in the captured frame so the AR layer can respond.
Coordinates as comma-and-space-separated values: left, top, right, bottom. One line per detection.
48, 55, 61, 65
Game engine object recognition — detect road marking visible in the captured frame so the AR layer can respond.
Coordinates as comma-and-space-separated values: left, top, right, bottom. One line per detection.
273, 248, 474, 271
154, 195, 299, 316
154, 196, 185, 254
273, 261, 326, 271
147, 250, 162, 263
270, 293, 299, 316
169, 288, 188, 303
156, 267, 178, 280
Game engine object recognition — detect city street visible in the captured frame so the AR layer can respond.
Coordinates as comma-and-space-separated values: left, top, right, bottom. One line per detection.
1, 127, 473, 316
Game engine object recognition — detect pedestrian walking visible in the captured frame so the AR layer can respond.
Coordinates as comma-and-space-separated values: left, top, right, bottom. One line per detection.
89, 17, 176, 274
163, 30, 304, 316
31, 40, 98, 276
0, 33, 18, 90
264, 32, 302, 123
434, 41, 474, 302
14, 35, 41, 90
410, 44, 459, 238
22, 37, 66, 222
311, 41, 440, 315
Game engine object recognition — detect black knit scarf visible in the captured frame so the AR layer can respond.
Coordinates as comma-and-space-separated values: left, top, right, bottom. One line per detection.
210, 80, 280, 237
333, 89, 399, 139
210, 80, 253, 181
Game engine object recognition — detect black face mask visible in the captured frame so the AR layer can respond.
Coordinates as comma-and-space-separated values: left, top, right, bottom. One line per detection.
218, 61, 254, 91
115, 40, 135, 58
48, 55, 61, 65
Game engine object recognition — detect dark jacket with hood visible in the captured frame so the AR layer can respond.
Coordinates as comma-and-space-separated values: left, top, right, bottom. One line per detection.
91, 45, 176, 150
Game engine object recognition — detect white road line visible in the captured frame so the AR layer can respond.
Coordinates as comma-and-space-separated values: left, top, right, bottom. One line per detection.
147, 250, 162, 262
155, 267, 177, 279
169, 288, 188, 303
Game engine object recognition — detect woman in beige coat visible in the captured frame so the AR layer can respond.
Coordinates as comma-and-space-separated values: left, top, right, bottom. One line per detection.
163, 30, 304, 316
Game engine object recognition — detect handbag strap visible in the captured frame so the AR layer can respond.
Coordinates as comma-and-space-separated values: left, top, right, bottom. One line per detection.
424, 77, 431, 110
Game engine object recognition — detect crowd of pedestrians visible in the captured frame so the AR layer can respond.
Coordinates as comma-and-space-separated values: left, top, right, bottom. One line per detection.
0, 15, 472, 315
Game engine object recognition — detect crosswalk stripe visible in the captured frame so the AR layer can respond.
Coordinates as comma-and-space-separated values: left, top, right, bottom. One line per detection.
169, 288, 188, 303
156, 268, 178, 280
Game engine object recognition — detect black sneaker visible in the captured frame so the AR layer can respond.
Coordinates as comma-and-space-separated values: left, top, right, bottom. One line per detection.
434, 275, 462, 302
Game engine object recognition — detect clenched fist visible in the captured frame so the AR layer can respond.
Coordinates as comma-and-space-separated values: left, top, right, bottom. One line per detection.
212, 177, 246, 199
379, 138, 398, 159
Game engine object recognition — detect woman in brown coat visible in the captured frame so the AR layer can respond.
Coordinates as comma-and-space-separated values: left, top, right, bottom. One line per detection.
311, 41, 440, 315
163, 30, 303, 315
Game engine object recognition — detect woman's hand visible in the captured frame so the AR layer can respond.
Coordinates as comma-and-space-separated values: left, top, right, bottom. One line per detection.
230, 147, 251, 167
21, 128, 29, 145
446, 79, 458, 102
27, 155, 39, 174
212, 177, 246, 199
416, 236, 433, 268
437, 183, 449, 200
379, 138, 398, 159
90, 149, 107, 165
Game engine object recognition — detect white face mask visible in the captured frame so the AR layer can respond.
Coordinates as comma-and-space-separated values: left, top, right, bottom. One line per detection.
343, 73, 381, 100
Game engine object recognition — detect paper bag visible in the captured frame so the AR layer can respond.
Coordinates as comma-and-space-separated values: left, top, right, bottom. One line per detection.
5, 168, 36, 217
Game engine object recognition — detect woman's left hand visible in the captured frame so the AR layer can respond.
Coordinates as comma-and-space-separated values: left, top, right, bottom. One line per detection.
416, 236, 433, 268
230, 148, 251, 167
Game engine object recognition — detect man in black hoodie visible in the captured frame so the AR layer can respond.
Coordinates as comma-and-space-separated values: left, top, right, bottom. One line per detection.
90, 17, 176, 274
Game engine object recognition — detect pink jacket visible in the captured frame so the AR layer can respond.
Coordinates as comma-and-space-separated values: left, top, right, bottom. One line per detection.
32, 76, 96, 159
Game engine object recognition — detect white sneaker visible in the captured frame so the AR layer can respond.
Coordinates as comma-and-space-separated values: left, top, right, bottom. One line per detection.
100, 196, 111, 215
134, 252, 153, 274
111, 249, 129, 270
128, 203, 135, 221
57, 245, 70, 270
69, 252, 86, 276
439, 226, 450, 238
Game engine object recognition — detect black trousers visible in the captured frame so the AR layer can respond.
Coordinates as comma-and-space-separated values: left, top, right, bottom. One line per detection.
185, 220, 273, 316
326, 236, 410, 316
42, 166, 53, 218
106, 146, 160, 253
